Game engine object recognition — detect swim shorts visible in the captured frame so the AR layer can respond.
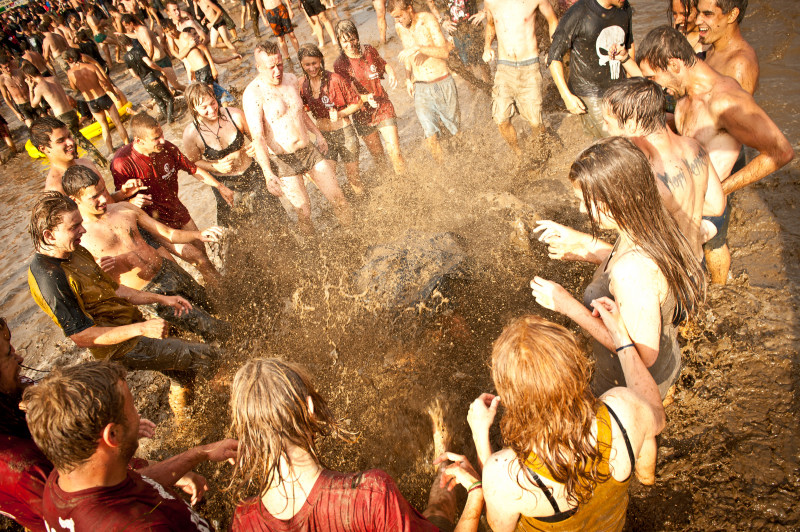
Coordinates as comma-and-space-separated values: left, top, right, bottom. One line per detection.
265, 3, 293, 37
321, 124, 359, 164
452, 23, 483, 66
14, 101, 38, 121
194, 64, 215, 85
212, 17, 226, 30
301, 0, 326, 17
87, 94, 114, 113
703, 148, 745, 251
492, 58, 542, 127
269, 144, 324, 178
414, 74, 460, 138
156, 56, 172, 69
94, 33, 107, 43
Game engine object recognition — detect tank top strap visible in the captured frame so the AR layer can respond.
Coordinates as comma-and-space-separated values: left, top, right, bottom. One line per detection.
594, 404, 613, 477
193, 119, 212, 153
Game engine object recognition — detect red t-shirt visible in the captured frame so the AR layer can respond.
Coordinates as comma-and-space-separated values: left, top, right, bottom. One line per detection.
300, 71, 362, 121
42, 469, 212, 532
231, 469, 440, 532
333, 46, 396, 126
110, 141, 198, 229
0, 435, 52, 532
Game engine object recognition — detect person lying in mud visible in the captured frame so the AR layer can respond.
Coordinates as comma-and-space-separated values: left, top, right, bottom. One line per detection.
244, 41, 352, 237
62, 165, 231, 343
298, 44, 366, 196
182, 82, 285, 226
111, 113, 231, 285
22, 361, 239, 531
637, 26, 794, 285
531, 137, 706, 400
228, 358, 485, 531
601, 77, 725, 260
177, 26, 240, 105
469, 315, 665, 530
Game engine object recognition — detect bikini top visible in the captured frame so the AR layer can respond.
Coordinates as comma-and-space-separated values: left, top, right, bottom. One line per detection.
193, 107, 244, 161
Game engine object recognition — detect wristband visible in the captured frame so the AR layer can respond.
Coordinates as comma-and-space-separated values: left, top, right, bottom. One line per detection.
615, 343, 635, 353
620, 55, 630, 64
467, 480, 482, 492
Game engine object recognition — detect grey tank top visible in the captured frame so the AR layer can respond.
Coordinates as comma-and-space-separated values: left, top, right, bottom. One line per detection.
583, 241, 681, 400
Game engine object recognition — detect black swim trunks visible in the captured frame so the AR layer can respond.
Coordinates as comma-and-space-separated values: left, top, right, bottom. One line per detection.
321, 124, 359, 164
268, 144, 324, 178
14, 101, 38, 121
703, 147, 745, 252
87, 94, 114, 113
156, 56, 172, 69
212, 17, 226, 30
301, 0, 326, 17
194, 64, 214, 85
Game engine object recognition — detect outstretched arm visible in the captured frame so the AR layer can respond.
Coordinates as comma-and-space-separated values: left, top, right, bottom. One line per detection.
137, 439, 238, 488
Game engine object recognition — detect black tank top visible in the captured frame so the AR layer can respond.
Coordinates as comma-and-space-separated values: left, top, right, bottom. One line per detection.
193, 108, 244, 161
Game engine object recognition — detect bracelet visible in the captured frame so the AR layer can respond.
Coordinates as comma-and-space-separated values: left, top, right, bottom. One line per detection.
467, 480, 482, 492
620, 55, 630, 64
615, 343, 635, 353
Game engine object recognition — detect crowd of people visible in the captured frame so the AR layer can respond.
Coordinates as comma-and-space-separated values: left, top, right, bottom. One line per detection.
0, 0, 794, 529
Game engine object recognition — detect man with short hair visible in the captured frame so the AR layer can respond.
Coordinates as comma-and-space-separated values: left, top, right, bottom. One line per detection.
0, 56, 41, 128
482, 0, 558, 155
696, 0, 757, 94
40, 22, 70, 78
548, 0, 636, 139
22, 361, 239, 530
111, 113, 231, 284
63, 165, 230, 342
177, 27, 240, 105
389, 0, 459, 162
243, 41, 352, 236
120, 13, 186, 93
637, 26, 794, 283
601, 77, 725, 259
118, 35, 177, 124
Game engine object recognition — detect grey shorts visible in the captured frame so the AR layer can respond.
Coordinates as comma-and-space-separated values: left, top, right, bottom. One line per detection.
414, 75, 460, 138
268, 144, 325, 178
116, 336, 219, 383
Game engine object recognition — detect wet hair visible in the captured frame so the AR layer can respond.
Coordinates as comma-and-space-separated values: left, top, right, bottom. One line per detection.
668, 0, 697, 30
602, 78, 667, 135
297, 43, 326, 82
713, 0, 747, 24
28, 191, 79, 252
29, 116, 67, 152
62, 164, 102, 198
492, 315, 605, 507
569, 137, 705, 318
75, 28, 94, 43
228, 358, 356, 500
184, 82, 219, 121
387, 0, 413, 11
120, 13, 141, 27
20, 61, 40, 78
254, 40, 280, 57
335, 19, 359, 53
130, 112, 160, 140
161, 19, 177, 34
61, 48, 80, 64
22, 361, 128, 473
0, 54, 11, 66
637, 25, 697, 71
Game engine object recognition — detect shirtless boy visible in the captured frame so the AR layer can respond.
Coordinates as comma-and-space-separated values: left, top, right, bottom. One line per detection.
64, 48, 130, 156
165, 1, 210, 42
260, 0, 300, 64
177, 28, 240, 105
696, 0, 757, 94
194, 0, 238, 51
390, 0, 458, 162
483, 0, 558, 156
121, 14, 186, 92
23, 63, 107, 166
602, 78, 725, 259
243, 41, 352, 236
0, 57, 40, 128
63, 165, 230, 342
638, 26, 793, 283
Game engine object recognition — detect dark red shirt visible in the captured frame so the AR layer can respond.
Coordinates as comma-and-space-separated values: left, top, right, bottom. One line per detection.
231, 469, 440, 532
333, 46, 396, 126
300, 71, 362, 121
42, 469, 212, 532
0, 435, 52, 532
111, 141, 198, 229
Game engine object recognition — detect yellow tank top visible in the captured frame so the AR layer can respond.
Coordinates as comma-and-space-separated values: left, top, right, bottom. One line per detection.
515, 404, 633, 532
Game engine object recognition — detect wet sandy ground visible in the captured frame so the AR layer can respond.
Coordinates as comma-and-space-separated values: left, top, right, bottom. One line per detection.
2, 0, 800, 530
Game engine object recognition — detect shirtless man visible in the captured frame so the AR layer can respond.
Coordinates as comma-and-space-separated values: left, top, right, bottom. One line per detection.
194, 0, 237, 51
243, 41, 352, 236
0, 57, 39, 127
637, 26, 793, 283
602, 78, 725, 259
23, 63, 108, 166
177, 28, 239, 105
40, 22, 71, 78
696, 0, 757, 94
63, 165, 230, 342
87, 6, 118, 67
165, 1, 210, 43
389, 0, 458, 162
19, 41, 53, 77
64, 48, 130, 156
483, 0, 558, 156
121, 14, 186, 92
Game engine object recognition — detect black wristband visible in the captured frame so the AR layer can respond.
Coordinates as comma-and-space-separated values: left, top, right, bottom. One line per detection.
616, 343, 635, 353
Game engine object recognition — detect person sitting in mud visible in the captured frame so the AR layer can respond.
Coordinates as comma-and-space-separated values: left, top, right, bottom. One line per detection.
182, 82, 284, 227
178, 27, 240, 106
111, 112, 232, 285
531, 137, 706, 400
27, 192, 223, 418
601, 77, 725, 260
63, 48, 130, 156
636, 26, 793, 285
469, 314, 666, 530
260, 0, 300, 65
334, 19, 407, 175
0, 55, 42, 128
298, 44, 366, 196
390, 0, 460, 163
23, 63, 108, 167
118, 35, 177, 124
22, 361, 239, 530
228, 358, 486, 531
120, 14, 186, 93
244, 41, 352, 237
62, 165, 231, 342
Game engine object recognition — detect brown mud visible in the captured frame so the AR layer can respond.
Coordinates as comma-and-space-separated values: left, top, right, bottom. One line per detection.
2, 0, 800, 531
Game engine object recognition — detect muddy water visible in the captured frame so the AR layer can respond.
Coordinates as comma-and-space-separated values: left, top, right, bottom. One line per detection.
1, 0, 799, 530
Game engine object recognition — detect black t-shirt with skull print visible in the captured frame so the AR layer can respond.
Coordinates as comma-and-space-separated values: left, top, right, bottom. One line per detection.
547, 0, 633, 98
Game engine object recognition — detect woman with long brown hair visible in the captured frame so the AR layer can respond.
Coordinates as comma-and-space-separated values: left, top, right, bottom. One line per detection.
469, 314, 665, 531
531, 136, 705, 399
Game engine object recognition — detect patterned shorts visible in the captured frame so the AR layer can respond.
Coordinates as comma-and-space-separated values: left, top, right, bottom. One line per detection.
266, 3, 293, 37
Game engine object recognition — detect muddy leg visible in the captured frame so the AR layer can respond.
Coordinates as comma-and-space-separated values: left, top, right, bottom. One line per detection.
308, 158, 352, 226
106, 105, 130, 145
497, 120, 521, 157
379, 124, 406, 174
277, 174, 316, 236
373, 0, 387, 44
92, 110, 114, 154
422, 400, 457, 527
319, 12, 336, 45
705, 244, 731, 285
344, 161, 364, 195
425, 135, 444, 163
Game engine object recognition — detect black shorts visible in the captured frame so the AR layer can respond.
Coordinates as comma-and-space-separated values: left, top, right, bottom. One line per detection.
321, 124, 359, 164
301, 0, 326, 17
14, 101, 38, 121
156, 56, 172, 69
194, 64, 214, 85
87, 94, 114, 113
212, 17, 226, 29
116, 336, 219, 384
269, 144, 324, 178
